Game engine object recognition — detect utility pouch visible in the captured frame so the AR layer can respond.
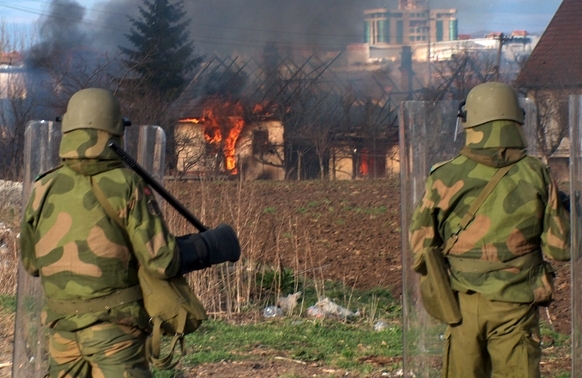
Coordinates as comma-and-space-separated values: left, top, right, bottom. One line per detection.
139, 266, 208, 369
530, 261, 556, 307
418, 248, 462, 325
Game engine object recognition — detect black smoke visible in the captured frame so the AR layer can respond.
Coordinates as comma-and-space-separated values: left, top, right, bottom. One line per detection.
26, 0, 87, 69
91, 0, 388, 59
28, 0, 556, 64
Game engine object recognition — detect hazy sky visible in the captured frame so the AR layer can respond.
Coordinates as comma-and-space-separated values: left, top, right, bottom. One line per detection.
0, 0, 564, 56
2, 0, 562, 31
431, 0, 562, 34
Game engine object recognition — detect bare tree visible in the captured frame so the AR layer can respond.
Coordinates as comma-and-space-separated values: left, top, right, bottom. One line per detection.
426, 48, 498, 101
526, 88, 569, 164
0, 74, 44, 180
0, 21, 44, 180
173, 129, 208, 178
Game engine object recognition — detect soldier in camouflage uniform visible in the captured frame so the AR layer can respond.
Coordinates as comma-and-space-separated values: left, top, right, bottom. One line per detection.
20, 88, 240, 377
409, 82, 570, 378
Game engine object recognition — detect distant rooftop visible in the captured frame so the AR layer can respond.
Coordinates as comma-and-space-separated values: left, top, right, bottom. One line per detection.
0, 51, 22, 67
516, 0, 582, 88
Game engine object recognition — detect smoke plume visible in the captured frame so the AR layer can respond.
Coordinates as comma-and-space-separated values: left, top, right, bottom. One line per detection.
23, 0, 558, 65
26, 0, 87, 69
91, 0, 387, 59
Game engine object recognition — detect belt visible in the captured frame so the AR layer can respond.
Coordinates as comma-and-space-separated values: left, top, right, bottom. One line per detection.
447, 251, 543, 274
46, 286, 143, 315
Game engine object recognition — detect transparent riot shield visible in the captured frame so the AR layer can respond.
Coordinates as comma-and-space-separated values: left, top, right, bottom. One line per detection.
520, 98, 538, 157
399, 101, 462, 377
13, 120, 62, 377
570, 95, 582, 376
138, 125, 166, 186
13, 123, 165, 377
138, 125, 166, 207
400, 99, 538, 377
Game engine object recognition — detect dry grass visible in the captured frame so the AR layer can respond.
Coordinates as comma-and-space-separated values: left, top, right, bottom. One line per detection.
1, 178, 401, 316
162, 178, 400, 318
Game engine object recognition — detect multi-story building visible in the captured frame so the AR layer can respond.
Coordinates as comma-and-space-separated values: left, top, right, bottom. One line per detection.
364, 0, 457, 46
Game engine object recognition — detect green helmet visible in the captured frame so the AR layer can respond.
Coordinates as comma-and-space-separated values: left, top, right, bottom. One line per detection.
61, 88, 125, 136
461, 82, 524, 128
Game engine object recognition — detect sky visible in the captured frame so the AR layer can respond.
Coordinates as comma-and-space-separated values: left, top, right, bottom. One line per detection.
0, 0, 565, 56
0, 0, 563, 32
431, 0, 563, 35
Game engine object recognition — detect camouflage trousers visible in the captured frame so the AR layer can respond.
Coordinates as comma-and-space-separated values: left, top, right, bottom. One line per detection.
443, 291, 541, 378
47, 322, 152, 378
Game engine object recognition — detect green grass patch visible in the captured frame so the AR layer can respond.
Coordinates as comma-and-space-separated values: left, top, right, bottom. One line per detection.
540, 322, 570, 348
295, 199, 335, 215
177, 317, 402, 374
0, 295, 16, 313
342, 205, 388, 215
256, 267, 296, 293
254, 267, 400, 324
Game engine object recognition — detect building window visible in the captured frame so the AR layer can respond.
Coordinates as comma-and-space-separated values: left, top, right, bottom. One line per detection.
436, 20, 444, 42
397, 20, 404, 44
252, 130, 269, 155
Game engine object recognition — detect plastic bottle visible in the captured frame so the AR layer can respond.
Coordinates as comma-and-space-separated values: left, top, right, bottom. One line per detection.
263, 306, 283, 318
374, 320, 388, 331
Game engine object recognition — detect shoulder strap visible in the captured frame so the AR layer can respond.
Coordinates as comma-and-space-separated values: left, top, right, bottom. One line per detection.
90, 176, 125, 229
442, 163, 514, 255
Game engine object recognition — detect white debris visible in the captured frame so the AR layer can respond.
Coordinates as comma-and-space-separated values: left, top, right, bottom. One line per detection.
307, 297, 360, 320
276, 292, 302, 315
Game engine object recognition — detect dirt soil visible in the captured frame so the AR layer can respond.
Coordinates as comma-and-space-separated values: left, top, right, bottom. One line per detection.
0, 179, 571, 377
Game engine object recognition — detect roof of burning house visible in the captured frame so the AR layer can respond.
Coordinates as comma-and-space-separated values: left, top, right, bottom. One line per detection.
516, 0, 582, 89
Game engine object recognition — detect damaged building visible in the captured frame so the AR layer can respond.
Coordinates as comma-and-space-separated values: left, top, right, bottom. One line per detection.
172, 52, 401, 181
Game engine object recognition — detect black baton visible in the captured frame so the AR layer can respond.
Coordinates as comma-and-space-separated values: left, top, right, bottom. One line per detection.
108, 142, 208, 232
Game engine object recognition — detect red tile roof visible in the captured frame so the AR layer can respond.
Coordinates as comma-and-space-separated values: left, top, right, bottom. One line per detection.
515, 0, 582, 89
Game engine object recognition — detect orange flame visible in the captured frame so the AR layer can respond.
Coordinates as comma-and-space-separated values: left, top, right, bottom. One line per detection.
179, 97, 249, 174
195, 99, 246, 174
224, 118, 245, 173
359, 149, 369, 176
180, 118, 204, 124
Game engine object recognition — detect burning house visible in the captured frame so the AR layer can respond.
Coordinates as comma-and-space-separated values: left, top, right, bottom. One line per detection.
176, 96, 285, 180
174, 53, 402, 181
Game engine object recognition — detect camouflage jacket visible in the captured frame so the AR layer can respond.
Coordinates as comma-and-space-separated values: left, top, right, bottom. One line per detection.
20, 129, 181, 331
409, 150, 570, 304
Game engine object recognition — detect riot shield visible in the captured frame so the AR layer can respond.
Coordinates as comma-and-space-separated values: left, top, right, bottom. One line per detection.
399, 101, 462, 377
399, 99, 538, 377
13, 123, 166, 377
137, 125, 166, 203
520, 98, 538, 157
570, 95, 582, 376
13, 120, 61, 377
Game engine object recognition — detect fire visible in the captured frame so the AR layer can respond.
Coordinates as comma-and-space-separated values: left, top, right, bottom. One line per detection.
223, 118, 245, 172
358, 148, 386, 177
180, 118, 203, 124
180, 97, 246, 174
359, 148, 369, 176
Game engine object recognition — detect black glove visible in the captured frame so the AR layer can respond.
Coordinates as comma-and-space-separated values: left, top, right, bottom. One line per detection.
176, 223, 241, 275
